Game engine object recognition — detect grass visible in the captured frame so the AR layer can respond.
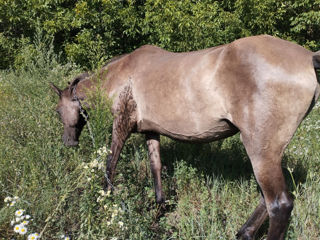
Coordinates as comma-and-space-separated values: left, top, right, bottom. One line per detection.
0, 41, 320, 240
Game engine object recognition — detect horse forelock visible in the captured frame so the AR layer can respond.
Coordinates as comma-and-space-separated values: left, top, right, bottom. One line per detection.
69, 72, 90, 87
61, 72, 91, 95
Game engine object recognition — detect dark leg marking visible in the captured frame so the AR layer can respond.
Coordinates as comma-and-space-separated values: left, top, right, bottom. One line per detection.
105, 84, 137, 191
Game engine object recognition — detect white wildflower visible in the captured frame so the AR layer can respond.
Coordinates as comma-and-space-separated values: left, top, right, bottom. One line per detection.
22, 220, 29, 225
15, 209, 25, 217
19, 225, 28, 235
28, 233, 40, 240
83, 165, 89, 169
9, 200, 16, 207
4, 196, 12, 202
98, 190, 109, 196
111, 209, 118, 218
97, 146, 111, 156
25, 215, 31, 219
98, 162, 105, 171
118, 221, 124, 228
14, 224, 21, 233
89, 159, 99, 168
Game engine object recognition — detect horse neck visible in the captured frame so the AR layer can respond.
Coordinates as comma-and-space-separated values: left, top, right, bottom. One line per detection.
76, 76, 97, 100
76, 68, 111, 101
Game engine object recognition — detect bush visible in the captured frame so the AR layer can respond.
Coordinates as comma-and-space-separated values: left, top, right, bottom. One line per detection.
1, 0, 320, 69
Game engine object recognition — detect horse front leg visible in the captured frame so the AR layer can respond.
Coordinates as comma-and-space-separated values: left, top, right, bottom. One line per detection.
105, 116, 133, 191
146, 132, 165, 204
105, 85, 137, 191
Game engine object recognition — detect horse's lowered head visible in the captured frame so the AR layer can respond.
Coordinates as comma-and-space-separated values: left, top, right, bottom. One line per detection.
50, 76, 88, 147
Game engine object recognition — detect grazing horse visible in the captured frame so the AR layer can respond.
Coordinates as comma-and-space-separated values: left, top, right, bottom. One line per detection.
51, 35, 320, 240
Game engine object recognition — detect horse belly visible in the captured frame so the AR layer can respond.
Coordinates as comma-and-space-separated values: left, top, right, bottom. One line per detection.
135, 93, 238, 142
138, 116, 238, 142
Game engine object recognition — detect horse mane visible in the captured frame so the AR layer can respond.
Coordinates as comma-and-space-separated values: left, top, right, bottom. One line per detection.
67, 72, 90, 91
103, 53, 129, 67
68, 53, 128, 89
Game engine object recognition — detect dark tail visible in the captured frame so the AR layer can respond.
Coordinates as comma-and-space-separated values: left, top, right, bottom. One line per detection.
313, 50, 320, 69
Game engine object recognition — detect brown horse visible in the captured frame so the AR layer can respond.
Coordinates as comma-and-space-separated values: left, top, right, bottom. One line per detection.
51, 35, 320, 240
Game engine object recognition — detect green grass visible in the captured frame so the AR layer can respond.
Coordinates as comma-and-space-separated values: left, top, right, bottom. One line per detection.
0, 44, 320, 240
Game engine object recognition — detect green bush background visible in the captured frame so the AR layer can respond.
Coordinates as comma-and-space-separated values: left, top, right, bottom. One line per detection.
1, 0, 320, 239
1, 0, 320, 70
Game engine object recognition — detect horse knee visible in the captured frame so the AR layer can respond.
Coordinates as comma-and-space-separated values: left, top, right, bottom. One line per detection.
269, 193, 293, 220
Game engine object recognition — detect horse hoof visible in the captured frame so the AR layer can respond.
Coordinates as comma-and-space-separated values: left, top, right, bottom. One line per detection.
236, 230, 254, 240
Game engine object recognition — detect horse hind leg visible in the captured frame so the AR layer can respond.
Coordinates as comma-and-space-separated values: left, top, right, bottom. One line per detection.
236, 197, 268, 240
105, 85, 137, 191
240, 131, 294, 240
146, 132, 165, 204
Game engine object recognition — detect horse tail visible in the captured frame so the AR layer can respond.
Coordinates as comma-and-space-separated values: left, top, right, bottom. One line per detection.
313, 50, 320, 69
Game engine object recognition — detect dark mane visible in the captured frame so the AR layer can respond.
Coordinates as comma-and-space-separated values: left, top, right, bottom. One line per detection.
67, 54, 128, 89
103, 53, 129, 67
68, 72, 90, 89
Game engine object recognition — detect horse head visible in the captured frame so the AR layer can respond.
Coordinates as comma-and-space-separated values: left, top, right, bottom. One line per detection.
50, 76, 88, 147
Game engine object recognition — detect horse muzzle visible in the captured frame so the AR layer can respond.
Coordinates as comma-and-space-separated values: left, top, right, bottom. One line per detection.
62, 135, 79, 147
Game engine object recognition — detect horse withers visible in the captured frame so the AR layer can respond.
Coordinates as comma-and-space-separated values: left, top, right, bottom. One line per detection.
50, 35, 320, 240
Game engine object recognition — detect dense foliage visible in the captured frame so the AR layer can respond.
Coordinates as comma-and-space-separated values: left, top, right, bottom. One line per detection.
1, 0, 320, 69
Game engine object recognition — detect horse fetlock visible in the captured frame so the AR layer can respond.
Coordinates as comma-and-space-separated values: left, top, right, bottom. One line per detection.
104, 170, 114, 191
236, 227, 255, 240
155, 191, 165, 204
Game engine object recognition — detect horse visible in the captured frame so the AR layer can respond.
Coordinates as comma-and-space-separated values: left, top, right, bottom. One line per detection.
50, 35, 320, 240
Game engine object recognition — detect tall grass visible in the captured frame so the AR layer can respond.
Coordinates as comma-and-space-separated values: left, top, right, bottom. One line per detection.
1, 36, 320, 239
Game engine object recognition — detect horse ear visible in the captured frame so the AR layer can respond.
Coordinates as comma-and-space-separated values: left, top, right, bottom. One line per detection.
50, 82, 62, 97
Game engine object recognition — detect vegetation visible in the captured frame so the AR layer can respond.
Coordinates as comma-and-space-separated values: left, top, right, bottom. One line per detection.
1, 0, 320, 69
1, 0, 320, 239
